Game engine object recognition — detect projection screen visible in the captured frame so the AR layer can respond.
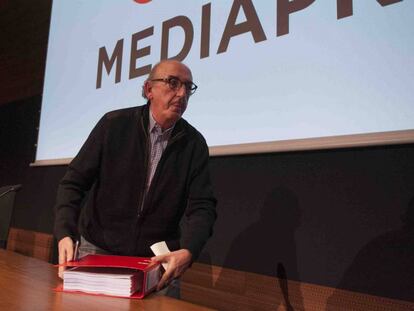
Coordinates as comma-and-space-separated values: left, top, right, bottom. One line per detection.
35, 0, 414, 165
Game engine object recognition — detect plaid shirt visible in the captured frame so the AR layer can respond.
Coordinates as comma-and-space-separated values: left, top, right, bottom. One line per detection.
146, 111, 174, 191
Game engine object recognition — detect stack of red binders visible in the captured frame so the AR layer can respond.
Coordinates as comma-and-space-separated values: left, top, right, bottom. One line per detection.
55, 254, 161, 299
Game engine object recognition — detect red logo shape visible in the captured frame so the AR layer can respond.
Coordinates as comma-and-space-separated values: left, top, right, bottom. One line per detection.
134, 0, 151, 3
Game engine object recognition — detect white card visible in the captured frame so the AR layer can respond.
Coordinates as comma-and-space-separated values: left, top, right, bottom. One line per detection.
150, 241, 171, 270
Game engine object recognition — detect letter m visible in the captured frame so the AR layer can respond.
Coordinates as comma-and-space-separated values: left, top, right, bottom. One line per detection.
96, 39, 124, 89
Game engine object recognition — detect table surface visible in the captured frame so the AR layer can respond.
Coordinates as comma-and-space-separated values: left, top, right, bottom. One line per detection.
0, 249, 214, 311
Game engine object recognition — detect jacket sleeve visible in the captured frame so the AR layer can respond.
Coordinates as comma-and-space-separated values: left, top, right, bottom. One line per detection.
178, 137, 217, 261
53, 116, 106, 242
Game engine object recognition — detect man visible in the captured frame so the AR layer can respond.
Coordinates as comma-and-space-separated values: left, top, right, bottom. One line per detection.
54, 60, 217, 292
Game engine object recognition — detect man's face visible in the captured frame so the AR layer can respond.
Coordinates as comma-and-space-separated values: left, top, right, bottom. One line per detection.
145, 61, 193, 128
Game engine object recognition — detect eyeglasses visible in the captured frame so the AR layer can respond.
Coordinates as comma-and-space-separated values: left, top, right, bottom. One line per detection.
150, 76, 198, 95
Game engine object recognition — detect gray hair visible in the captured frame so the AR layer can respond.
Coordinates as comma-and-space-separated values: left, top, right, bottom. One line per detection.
141, 61, 162, 99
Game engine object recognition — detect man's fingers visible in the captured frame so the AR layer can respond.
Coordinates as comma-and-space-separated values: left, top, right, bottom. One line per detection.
152, 254, 173, 289
151, 253, 168, 263
66, 246, 74, 262
153, 249, 192, 290
58, 247, 65, 279
58, 266, 65, 279
57, 237, 74, 279
157, 258, 177, 290
157, 266, 174, 290
58, 249, 68, 279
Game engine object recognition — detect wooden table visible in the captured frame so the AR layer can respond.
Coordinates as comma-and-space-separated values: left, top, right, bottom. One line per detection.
0, 249, 214, 311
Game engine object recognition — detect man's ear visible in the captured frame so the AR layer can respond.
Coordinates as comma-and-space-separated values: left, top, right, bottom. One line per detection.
144, 81, 152, 100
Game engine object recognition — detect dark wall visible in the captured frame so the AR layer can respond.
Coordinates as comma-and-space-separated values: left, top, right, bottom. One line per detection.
205, 145, 414, 302
0, 0, 51, 105
1, 0, 413, 304
0, 96, 40, 186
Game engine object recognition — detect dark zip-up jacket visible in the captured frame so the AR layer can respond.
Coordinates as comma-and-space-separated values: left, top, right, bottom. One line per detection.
53, 104, 217, 259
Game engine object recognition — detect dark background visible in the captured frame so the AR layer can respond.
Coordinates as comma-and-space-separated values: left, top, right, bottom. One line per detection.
1, 1, 413, 303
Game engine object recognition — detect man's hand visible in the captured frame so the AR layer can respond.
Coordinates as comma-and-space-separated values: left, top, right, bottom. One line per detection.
58, 236, 74, 279
151, 249, 192, 290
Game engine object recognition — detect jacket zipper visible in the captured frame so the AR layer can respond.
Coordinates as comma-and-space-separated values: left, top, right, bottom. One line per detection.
133, 113, 185, 254
131, 114, 149, 255
138, 116, 149, 216
143, 130, 185, 212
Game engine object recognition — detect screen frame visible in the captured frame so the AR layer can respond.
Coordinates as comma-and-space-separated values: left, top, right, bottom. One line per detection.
31, 129, 414, 166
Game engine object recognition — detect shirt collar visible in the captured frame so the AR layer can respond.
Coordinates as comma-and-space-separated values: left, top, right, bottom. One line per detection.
148, 110, 175, 135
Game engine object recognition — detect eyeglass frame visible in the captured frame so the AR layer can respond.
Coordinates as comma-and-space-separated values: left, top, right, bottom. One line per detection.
150, 75, 198, 95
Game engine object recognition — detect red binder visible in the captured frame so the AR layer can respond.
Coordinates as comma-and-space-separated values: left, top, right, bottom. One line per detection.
55, 254, 161, 299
